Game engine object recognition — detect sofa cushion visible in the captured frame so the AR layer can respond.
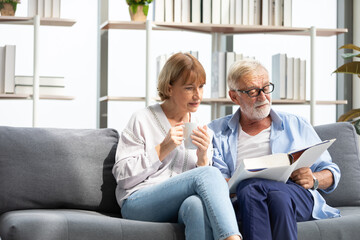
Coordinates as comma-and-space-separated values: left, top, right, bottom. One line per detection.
0, 127, 120, 215
314, 122, 360, 207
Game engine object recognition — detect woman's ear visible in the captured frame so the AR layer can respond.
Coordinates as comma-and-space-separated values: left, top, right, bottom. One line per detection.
167, 84, 173, 96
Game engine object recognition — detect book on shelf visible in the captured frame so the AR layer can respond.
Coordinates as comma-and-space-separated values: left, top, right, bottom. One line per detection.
212, 0, 221, 24
44, 0, 52, 18
299, 59, 306, 101
229, 0, 236, 24
174, 0, 182, 22
261, 0, 269, 26
52, 0, 61, 18
191, 0, 201, 23
242, 0, 249, 25
14, 75, 65, 87
28, 0, 37, 17
181, 0, 190, 23
37, 0, 44, 17
202, 0, 211, 24
293, 57, 300, 100
286, 56, 294, 99
14, 85, 66, 96
283, 0, 292, 27
273, 0, 282, 26
228, 139, 336, 193
221, 0, 230, 24
235, 0, 243, 24
225, 52, 235, 98
4, 45, 16, 94
154, 0, 165, 22
248, 0, 254, 25
0, 46, 5, 94
165, 0, 174, 22
272, 53, 286, 100
254, 0, 261, 25
211, 52, 226, 98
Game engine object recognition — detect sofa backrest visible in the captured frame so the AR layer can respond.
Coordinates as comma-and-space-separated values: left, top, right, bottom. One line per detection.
314, 122, 360, 207
0, 126, 120, 215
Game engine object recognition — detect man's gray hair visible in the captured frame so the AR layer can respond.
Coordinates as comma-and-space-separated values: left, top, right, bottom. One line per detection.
227, 58, 268, 90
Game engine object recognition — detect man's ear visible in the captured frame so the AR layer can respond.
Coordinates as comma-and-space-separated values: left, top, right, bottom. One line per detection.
229, 90, 240, 105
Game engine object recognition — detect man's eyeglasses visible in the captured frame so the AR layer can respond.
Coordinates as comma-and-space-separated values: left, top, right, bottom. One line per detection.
232, 83, 275, 98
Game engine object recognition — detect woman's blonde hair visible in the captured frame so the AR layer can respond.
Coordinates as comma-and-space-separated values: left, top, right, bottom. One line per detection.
157, 52, 206, 101
227, 58, 268, 90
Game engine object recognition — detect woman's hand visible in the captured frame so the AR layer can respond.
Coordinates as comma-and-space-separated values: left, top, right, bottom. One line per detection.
192, 125, 211, 166
155, 122, 184, 161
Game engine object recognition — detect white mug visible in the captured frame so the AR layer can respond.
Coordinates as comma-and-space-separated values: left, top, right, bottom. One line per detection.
183, 122, 198, 149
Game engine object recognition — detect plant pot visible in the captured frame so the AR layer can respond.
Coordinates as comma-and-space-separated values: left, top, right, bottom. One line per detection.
0, 3, 16, 16
128, 5, 147, 22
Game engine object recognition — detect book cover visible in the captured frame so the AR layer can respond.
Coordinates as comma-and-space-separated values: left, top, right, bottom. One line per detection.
271, 53, 286, 99
202, 0, 211, 23
28, 0, 37, 17
211, 52, 226, 98
286, 56, 294, 99
283, 0, 292, 27
229, 0, 236, 24
154, 0, 165, 22
225, 51, 235, 98
44, 0, 52, 18
242, 0, 249, 25
174, 0, 182, 22
221, 0, 230, 24
235, 0, 243, 24
299, 59, 306, 101
212, 0, 221, 24
293, 57, 300, 100
0, 46, 5, 93
14, 75, 65, 87
15, 85, 66, 96
165, 0, 174, 22
52, 0, 61, 18
4, 45, 16, 94
191, 0, 201, 23
228, 139, 336, 193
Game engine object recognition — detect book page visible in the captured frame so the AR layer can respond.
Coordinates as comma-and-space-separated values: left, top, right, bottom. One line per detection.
243, 153, 291, 170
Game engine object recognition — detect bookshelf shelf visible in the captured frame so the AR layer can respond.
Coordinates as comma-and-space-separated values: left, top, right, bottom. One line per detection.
0, 94, 74, 100
101, 21, 347, 36
0, 16, 76, 26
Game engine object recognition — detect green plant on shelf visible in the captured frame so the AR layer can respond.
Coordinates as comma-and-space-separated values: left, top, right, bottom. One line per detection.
126, 0, 153, 16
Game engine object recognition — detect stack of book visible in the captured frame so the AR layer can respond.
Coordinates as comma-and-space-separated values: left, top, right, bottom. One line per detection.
153, 0, 292, 27
272, 53, 306, 101
28, 0, 61, 18
0, 45, 16, 94
14, 75, 66, 96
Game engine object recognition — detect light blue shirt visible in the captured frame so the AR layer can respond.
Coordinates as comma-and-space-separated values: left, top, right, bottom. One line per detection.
208, 108, 341, 219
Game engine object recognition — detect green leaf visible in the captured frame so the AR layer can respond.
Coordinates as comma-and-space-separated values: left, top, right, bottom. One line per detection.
130, 4, 138, 14
143, 5, 149, 16
340, 44, 360, 52
333, 61, 360, 75
341, 53, 360, 59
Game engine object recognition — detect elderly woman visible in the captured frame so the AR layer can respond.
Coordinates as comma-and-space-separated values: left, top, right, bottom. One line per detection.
112, 52, 241, 240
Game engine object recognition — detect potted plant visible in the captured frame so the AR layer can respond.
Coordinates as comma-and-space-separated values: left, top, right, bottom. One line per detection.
0, 0, 20, 16
334, 43, 360, 134
126, 0, 153, 22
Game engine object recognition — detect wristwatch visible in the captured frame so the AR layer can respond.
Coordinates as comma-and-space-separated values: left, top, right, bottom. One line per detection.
311, 174, 319, 190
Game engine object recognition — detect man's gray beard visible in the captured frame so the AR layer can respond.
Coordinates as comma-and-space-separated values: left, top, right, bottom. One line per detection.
241, 100, 271, 121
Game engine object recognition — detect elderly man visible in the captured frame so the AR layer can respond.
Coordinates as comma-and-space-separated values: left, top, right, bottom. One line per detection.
208, 59, 340, 240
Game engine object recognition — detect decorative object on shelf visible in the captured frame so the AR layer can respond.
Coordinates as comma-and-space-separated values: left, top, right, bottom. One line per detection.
0, 0, 20, 16
334, 44, 360, 77
126, 0, 153, 21
334, 44, 360, 135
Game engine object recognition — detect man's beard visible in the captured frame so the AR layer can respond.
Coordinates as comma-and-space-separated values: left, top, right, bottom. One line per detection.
241, 99, 271, 121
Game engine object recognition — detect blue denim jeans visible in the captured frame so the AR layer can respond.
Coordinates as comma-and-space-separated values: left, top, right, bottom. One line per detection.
121, 166, 241, 240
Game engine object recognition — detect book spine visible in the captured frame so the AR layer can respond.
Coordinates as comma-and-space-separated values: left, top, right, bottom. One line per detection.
0, 46, 5, 93
165, 0, 174, 22
4, 45, 16, 94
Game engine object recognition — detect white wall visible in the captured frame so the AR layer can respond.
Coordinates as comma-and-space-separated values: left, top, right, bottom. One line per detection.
0, 0, 342, 131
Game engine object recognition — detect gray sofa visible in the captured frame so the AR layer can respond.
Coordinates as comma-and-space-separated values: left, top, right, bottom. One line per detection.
0, 122, 359, 240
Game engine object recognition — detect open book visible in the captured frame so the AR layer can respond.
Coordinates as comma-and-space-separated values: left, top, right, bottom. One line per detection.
228, 139, 336, 193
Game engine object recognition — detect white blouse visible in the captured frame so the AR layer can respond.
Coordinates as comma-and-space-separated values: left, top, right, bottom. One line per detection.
112, 103, 213, 207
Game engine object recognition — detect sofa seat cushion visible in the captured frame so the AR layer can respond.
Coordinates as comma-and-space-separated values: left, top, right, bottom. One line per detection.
0, 209, 185, 240
297, 206, 360, 240
0, 127, 120, 215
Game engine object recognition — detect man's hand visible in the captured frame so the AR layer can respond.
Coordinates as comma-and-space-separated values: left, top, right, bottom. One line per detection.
290, 167, 314, 189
